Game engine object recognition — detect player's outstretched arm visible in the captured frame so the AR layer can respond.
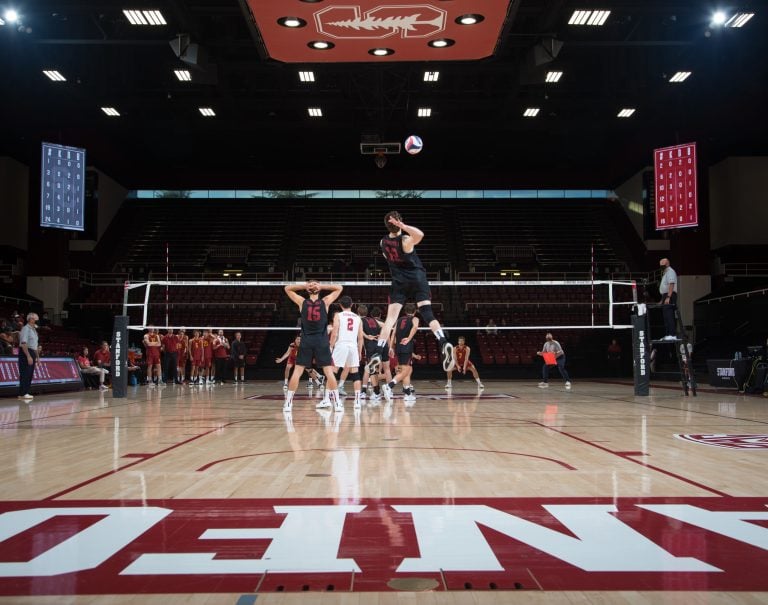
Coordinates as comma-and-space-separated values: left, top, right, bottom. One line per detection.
388, 216, 424, 246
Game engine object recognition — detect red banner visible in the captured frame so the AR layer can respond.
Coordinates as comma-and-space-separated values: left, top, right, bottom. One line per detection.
0, 357, 82, 388
654, 142, 698, 230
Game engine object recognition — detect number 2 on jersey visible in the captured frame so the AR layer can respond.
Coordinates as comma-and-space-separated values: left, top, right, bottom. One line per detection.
346, 317, 354, 331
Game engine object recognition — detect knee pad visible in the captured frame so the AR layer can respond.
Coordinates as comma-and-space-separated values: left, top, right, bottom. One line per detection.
418, 304, 436, 324
349, 370, 361, 383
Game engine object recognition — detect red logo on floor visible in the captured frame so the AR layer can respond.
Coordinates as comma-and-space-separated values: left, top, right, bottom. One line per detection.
1, 497, 768, 594
674, 434, 768, 449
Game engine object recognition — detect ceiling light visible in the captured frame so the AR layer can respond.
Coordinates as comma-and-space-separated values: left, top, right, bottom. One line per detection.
101, 107, 120, 117
123, 10, 166, 26
277, 16, 306, 28
308, 40, 334, 50
369, 47, 394, 56
545, 70, 563, 83
617, 108, 636, 118
308, 107, 322, 117
711, 10, 727, 26
523, 107, 540, 117
417, 107, 432, 117
428, 38, 455, 48
174, 69, 191, 81
424, 71, 440, 82
4, 9, 18, 23
299, 70, 315, 82
42, 70, 66, 82
669, 71, 691, 83
725, 12, 754, 27
456, 14, 484, 25
199, 107, 215, 117
568, 10, 610, 26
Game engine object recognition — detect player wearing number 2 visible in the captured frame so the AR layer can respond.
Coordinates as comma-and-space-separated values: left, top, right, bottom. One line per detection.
282, 280, 343, 413
330, 296, 364, 410
367, 211, 454, 375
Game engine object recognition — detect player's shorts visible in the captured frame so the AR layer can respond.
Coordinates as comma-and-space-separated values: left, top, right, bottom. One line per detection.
296, 334, 333, 368
191, 353, 202, 365
201, 355, 212, 369
232, 357, 245, 368
145, 349, 160, 364
396, 342, 415, 365
332, 341, 360, 369
389, 269, 431, 305
457, 360, 475, 371
178, 354, 187, 367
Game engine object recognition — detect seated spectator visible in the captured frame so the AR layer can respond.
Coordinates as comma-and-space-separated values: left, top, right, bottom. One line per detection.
93, 341, 111, 384
127, 350, 145, 385
0, 327, 13, 355
38, 312, 52, 329
76, 346, 109, 391
486, 319, 498, 334
11, 311, 23, 331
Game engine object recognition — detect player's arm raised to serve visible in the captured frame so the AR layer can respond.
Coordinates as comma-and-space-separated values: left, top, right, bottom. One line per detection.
387, 216, 424, 248
321, 283, 343, 307
284, 283, 307, 308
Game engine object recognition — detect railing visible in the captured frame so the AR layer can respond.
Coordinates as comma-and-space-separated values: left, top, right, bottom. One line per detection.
71, 302, 278, 310
722, 262, 768, 277
696, 286, 768, 305
68, 269, 130, 286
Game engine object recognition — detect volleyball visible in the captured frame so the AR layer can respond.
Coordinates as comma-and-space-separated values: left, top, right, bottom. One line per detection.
404, 135, 423, 155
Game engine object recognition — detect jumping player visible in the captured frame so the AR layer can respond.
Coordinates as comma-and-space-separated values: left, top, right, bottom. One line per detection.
445, 336, 484, 390
329, 295, 364, 409
275, 335, 300, 391
367, 211, 454, 374
282, 280, 343, 413
143, 326, 162, 386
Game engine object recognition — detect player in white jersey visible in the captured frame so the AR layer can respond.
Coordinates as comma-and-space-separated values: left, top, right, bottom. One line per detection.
330, 295, 364, 410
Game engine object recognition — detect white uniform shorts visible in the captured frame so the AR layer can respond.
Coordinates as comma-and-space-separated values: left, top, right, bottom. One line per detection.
332, 342, 360, 369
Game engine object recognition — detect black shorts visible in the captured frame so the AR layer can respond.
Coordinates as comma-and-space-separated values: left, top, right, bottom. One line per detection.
389, 269, 431, 305
232, 358, 245, 368
364, 340, 389, 362
396, 342, 414, 365
296, 334, 333, 368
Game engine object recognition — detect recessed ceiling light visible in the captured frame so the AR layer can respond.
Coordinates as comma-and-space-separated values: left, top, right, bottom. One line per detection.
523, 107, 540, 117
428, 38, 455, 48
456, 14, 484, 25
42, 70, 66, 82
123, 9, 166, 26
369, 48, 394, 56
725, 12, 754, 27
174, 69, 191, 82
277, 16, 306, 28
4, 9, 18, 23
417, 107, 432, 117
308, 40, 334, 50
545, 71, 563, 83
617, 108, 636, 118
423, 71, 440, 82
568, 10, 611, 26
199, 107, 216, 117
101, 107, 120, 117
669, 71, 691, 83
299, 70, 315, 82
308, 107, 322, 117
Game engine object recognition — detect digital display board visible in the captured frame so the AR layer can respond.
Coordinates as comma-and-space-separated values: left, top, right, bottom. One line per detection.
40, 142, 86, 231
653, 142, 698, 230
0, 357, 82, 388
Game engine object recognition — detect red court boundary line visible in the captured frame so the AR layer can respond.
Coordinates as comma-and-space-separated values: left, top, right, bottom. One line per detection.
196, 446, 577, 472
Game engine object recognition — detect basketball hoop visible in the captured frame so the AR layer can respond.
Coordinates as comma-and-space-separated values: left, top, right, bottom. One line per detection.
374, 152, 387, 169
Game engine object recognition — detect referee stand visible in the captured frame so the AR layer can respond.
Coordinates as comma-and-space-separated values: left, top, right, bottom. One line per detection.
647, 302, 697, 396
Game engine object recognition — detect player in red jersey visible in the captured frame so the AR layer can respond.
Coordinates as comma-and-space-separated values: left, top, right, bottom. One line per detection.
143, 326, 162, 386
445, 336, 484, 390
201, 328, 215, 385
275, 335, 300, 391
188, 330, 203, 384
176, 328, 189, 384
213, 329, 230, 384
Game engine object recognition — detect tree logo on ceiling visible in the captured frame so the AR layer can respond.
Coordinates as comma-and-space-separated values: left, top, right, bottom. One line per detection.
315, 5, 446, 39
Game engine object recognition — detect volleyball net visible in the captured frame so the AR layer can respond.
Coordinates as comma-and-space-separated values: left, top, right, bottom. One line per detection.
122, 279, 638, 333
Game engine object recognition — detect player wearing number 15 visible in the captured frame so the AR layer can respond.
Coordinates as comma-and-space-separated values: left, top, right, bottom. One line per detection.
283, 280, 343, 413
367, 211, 454, 374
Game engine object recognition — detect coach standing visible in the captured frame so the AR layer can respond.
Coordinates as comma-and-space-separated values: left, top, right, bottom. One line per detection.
18, 312, 40, 400
659, 258, 678, 340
